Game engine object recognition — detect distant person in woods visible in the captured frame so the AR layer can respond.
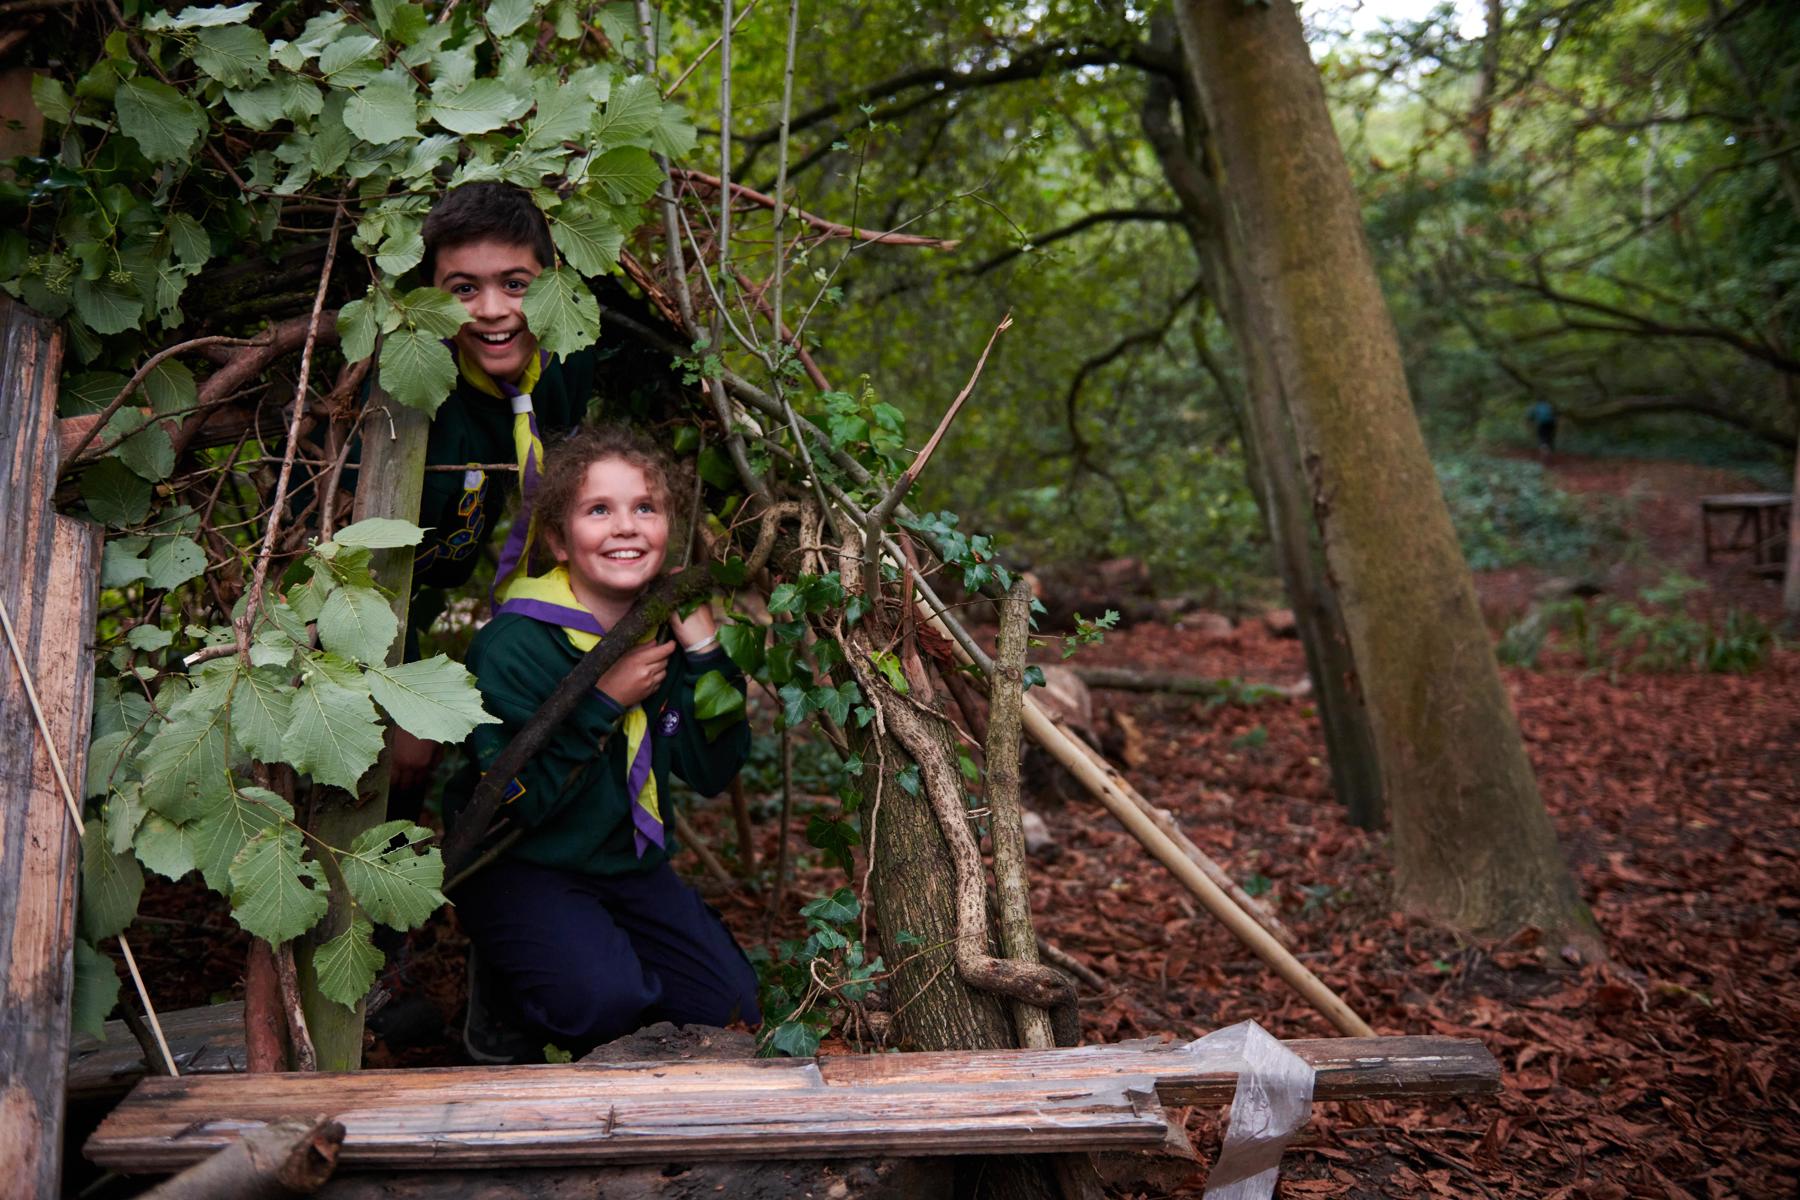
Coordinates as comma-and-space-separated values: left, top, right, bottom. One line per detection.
445, 425, 757, 1063
1528, 399, 1558, 461
381, 182, 601, 805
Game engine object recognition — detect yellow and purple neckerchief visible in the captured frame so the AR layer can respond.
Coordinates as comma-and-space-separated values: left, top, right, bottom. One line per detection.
494, 565, 667, 858
454, 347, 548, 604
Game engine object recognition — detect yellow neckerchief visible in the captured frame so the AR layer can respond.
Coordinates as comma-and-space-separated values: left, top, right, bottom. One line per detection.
494, 565, 667, 858
458, 348, 547, 603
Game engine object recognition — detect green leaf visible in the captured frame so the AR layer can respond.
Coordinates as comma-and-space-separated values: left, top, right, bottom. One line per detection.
126, 624, 173, 652
550, 210, 624, 275
525, 74, 596, 148
231, 668, 294, 763
340, 820, 446, 930
112, 412, 175, 483
86, 731, 135, 799
800, 887, 859, 924
31, 75, 73, 124
82, 458, 153, 527
224, 81, 285, 129
144, 3, 259, 30
192, 784, 293, 892
426, 78, 530, 135
114, 77, 207, 162
144, 359, 197, 415
283, 673, 384, 792
80, 819, 143, 941
343, 78, 419, 143
319, 34, 383, 82
314, 916, 384, 1008
333, 517, 426, 549
71, 274, 144, 335
72, 939, 122, 1040
521, 266, 599, 358
593, 75, 660, 143
146, 535, 206, 591
648, 100, 697, 158
139, 680, 234, 823
366, 655, 497, 743
379, 328, 458, 413
766, 1020, 821, 1058
394, 285, 471, 337
192, 24, 271, 87
337, 297, 381, 364
693, 670, 744, 740
717, 622, 764, 675
768, 583, 803, 615
134, 813, 199, 880
167, 213, 212, 269
103, 784, 148, 852
587, 146, 661, 206
228, 825, 328, 943
317, 585, 399, 664
778, 683, 811, 728
870, 650, 909, 695
486, 0, 540, 38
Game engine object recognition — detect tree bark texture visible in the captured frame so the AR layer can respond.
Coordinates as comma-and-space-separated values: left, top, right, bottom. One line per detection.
1173, 0, 1600, 951
1784, 385, 1799, 630
139, 1116, 344, 1200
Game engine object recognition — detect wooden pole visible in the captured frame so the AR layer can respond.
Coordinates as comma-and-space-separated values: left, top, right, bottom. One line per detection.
295, 382, 428, 1070
138, 1116, 345, 1200
915, 597, 1374, 1038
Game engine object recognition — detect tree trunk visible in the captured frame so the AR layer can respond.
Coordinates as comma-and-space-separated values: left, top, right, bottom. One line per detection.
1784, 390, 1800, 632
1173, 0, 1601, 954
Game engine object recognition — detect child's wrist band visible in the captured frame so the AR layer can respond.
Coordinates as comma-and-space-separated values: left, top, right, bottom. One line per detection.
682, 633, 720, 654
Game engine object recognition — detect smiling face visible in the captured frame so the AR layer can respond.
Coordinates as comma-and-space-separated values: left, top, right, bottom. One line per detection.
547, 457, 670, 625
432, 239, 543, 384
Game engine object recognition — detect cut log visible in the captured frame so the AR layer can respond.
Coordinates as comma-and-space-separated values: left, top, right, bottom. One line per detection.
0, 296, 103, 1198
139, 1116, 344, 1200
68, 1003, 248, 1100
85, 1035, 1497, 1175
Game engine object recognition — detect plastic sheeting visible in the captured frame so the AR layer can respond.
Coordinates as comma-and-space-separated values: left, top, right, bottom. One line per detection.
1186, 1021, 1318, 1199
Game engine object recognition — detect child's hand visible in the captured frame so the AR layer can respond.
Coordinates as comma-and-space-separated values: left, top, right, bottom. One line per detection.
597, 640, 678, 709
669, 601, 718, 651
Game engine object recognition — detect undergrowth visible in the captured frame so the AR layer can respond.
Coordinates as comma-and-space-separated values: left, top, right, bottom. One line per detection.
1435, 452, 1632, 571
1498, 573, 1777, 674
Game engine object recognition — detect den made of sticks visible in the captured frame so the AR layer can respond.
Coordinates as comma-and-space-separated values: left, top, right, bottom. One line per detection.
2, 2, 1795, 1198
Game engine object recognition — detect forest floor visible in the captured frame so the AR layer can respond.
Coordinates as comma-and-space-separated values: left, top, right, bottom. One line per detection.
130, 454, 1797, 1197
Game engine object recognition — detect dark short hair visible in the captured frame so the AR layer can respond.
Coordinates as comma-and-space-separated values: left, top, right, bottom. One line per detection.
421, 183, 555, 282
532, 425, 681, 572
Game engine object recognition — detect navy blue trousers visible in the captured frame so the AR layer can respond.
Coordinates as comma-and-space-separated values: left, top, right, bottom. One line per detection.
457, 858, 761, 1050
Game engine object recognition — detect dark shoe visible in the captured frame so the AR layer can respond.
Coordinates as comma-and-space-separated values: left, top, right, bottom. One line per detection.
462, 948, 537, 1065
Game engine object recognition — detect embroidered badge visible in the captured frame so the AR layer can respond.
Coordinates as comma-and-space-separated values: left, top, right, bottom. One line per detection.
657, 709, 681, 737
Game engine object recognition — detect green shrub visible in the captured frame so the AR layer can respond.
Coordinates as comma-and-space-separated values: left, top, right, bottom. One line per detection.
1499, 573, 1776, 674
1434, 453, 1628, 571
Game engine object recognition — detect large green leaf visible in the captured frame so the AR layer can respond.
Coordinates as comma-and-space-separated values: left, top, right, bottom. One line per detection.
80, 820, 144, 942
366, 655, 497, 743
317, 585, 399, 664
82, 458, 153, 527
426, 78, 530, 135
192, 785, 293, 892
551, 210, 624, 275
521, 265, 599, 358
103, 782, 148, 853
138, 676, 235, 823
134, 814, 199, 881
231, 668, 294, 763
336, 296, 382, 363
486, 0, 540, 38
525, 75, 594, 148
228, 825, 328, 943
112, 411, 175, 482
191, 24, 271, 88
592, 75, 660, 143
395, 285, 472, 337
379, 328, 458, 413
114, 77, 207, 162
314, 916, 384, 1008
71, 274, 145, 335
144, 359, 197, 415
72, 939, 122, 1040
343, 77, 420, 143
333, 517, 425, 549
146, 534, 207, 591
587, 146, 662, 206
86, 732, 135, 800
282, 673, 384, 792
144, 3, 258, 30
339, 820, 446, 930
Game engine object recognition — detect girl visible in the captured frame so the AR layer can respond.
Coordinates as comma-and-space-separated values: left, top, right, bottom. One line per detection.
447, 425, 758, 1062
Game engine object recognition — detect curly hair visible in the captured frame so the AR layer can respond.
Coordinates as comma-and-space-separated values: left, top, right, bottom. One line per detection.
530, 424, 680, 571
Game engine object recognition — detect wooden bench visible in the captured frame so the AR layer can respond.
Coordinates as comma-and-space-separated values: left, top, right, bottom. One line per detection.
1700, 492, 1791, 576
86, 1035, 1498, 1174
68, 1003, 247, 1101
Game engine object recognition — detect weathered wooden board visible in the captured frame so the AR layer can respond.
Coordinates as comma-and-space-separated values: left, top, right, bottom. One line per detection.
0, 297, 104, 1197
87, 1076, 1168, 1171
68, 1003, 249, 1100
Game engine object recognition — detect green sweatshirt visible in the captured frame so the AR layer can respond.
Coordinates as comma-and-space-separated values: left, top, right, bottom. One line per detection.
446, 613, 750, 876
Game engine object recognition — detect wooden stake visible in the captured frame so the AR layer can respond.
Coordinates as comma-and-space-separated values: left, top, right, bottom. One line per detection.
137, 1116, 344, 1200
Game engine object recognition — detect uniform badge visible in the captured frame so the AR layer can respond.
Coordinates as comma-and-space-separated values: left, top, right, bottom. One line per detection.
658, 709, 681, 737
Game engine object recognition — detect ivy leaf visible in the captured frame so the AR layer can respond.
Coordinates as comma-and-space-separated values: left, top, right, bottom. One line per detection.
192, 784, 293, 892
333, 518, 425, 549
134, 814, 199, 881
146, 535, 207, 591
870, 650, 910, 695
766, 1020, 821, 1058
778, 683, 811, 729
317, 585, 399, 664
192, 24, 271, 87
426, 78, 530, 135
314, 916, 384, 1008
343, 77, 420, 143
114, 77, 207, 162
339, 820, 446, 930
228, 825, 328, 944
283, 673, 384, 792
800, 887, 859, 924
693, 670, 744, 740
550, 210, 624, 275
521, 266, 599, 358
717, 622, 764, 675
593, 75, 660, 143
71, 274, 144, 335
366, 655, 497, 743
231, 667, 294, 763
586, 146, 662, 206
80, 820, 144, 942
82, 458, 153, 527
379, 328, 458, 413
486, 0, 540, 38
72, 939, 121, 1039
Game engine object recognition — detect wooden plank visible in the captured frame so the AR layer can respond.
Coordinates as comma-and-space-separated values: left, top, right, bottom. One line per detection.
87, 1077, 1168, 1171
68, 1003, 249, 1100
0, 296, 103, 1198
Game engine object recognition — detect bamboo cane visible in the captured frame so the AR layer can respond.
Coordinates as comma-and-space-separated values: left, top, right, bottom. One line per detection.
915, 600, 1376, 1038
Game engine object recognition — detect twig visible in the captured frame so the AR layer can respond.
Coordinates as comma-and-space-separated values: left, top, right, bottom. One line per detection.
1037, 936, 1107, 992
670, 807, 740, 895
674, 170, 961, 249
0, 597, 178, 1076
59, 335, 265, 470
663, 0, 761, 97
274, 942, 318, 1072
764, 728, 794, 939
729, 777, 758, 880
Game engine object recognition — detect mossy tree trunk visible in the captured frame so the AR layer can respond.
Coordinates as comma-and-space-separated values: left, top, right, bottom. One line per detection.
1172, 0, 1601, 953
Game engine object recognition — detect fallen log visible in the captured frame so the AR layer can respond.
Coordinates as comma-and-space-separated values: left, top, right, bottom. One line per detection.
139, 1116, 344, 1200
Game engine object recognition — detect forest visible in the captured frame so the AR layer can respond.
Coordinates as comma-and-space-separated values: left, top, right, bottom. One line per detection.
0, 0, 1794, 1197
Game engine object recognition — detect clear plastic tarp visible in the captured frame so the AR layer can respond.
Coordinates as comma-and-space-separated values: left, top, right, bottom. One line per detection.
1186, 1020, 1318, 1199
